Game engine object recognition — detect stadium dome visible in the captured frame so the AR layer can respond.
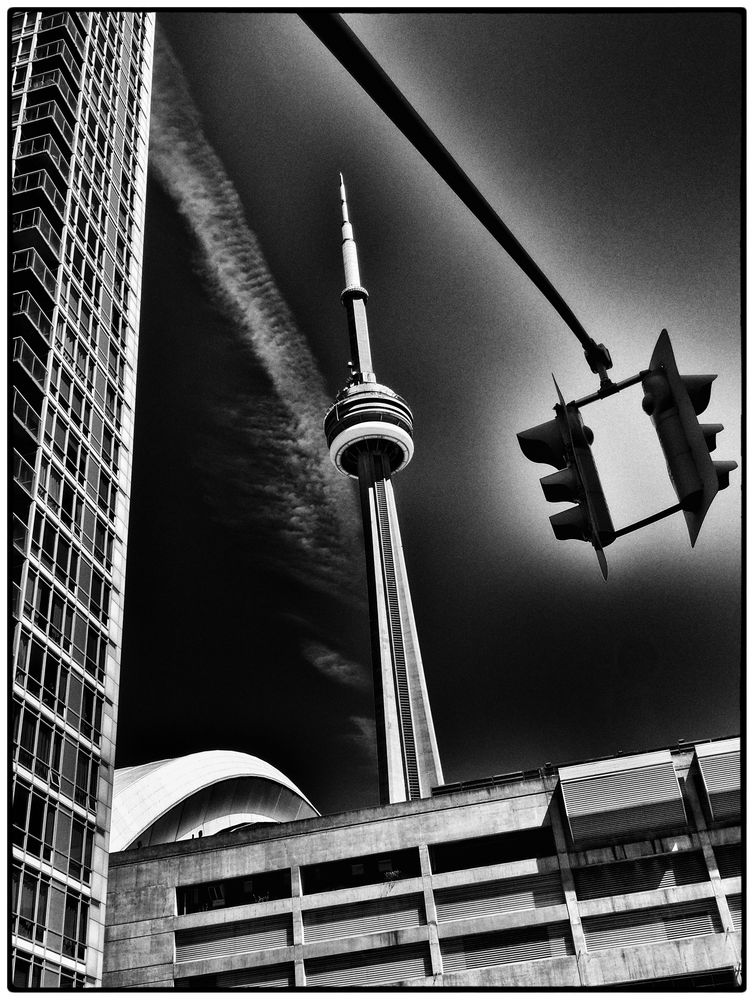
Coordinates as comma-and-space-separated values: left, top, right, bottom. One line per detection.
110, 750, 319, 851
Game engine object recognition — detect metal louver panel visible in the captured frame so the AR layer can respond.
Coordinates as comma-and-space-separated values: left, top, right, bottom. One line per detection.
582, 900, 721, 953
441, 922, 573, 973
559, 751, 686, 845
574, 850, 707, 901
305, 943, 431, 987
714, 842, 741, 880
303, 893, 424, 942
175, 914, 292, 963
174, 963, 295, 990
435, 872, 564, 923
696, 740, 740, 822
727, 894, 741, 932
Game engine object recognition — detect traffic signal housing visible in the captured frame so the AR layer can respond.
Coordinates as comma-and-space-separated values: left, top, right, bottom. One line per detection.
641, 329, 737, 546
517, 379, 615, 579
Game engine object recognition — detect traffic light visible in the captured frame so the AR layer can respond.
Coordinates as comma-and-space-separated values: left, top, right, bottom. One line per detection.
517, 379, 615, 579
641, 329, 737, 546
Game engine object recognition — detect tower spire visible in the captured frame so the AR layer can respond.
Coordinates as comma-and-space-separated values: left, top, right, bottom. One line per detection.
339, 173, 361, 290
338, 174, 374, 381
324, 177, 443, 804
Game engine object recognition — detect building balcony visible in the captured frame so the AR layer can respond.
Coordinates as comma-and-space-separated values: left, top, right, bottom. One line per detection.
12, 388, 42, 443
13, 337, 48, 393
12, 291, 53, 347
13, 207, 63, 265
26, 70, 79, 124
13, 514, 29, 556
30, 39, 83, 90
12, 170, 67, 224
37, 11, 86, 58
13, 450, 36, 496
19, 99, 75, 150
12, 248, 58, 310
15, 134, 71, 188
12, 582, 23, 621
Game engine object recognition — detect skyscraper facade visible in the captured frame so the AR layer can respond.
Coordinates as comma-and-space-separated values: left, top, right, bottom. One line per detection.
11, 11, 154, 987
324, 179, 443, 804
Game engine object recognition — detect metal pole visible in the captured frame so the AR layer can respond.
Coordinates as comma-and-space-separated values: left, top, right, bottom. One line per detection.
300, 12, 612, 375
572, 371, 648, 409
613, 503, 684, 539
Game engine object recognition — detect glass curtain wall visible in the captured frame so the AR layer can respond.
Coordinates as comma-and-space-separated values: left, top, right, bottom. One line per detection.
10, 11, 154, 987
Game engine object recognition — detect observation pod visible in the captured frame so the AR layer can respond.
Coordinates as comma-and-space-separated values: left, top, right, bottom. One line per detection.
324, 382, 414, 478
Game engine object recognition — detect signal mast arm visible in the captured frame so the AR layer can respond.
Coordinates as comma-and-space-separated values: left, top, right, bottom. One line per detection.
301, 12, 613, 379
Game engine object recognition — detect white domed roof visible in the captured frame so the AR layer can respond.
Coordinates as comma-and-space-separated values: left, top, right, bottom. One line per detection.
110, 749, 318, 852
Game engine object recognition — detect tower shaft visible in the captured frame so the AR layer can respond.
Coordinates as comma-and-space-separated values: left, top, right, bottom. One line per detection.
357, 451, 443, 801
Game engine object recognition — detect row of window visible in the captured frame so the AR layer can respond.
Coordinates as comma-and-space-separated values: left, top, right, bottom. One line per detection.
61, 274, 132, 414
55, 315, 127, 429
69, 187, 134, 321
178, 869, 292, 915
176, 839, 740, 930
38, 455, 117, 569
12, 861, 89, 961
16, 626, 105, 739
22, 566, 109, 680
31, 511, 112, 623
44, 402, 119, 520
74, 153, 136, 266
85, 14, 148, 117
12, 950, 89, 990
12, 777, 96, 883
13, 697, 100, 811
71, 134, 141, 262
51, 357, 121, 466
62, 242, 131, 383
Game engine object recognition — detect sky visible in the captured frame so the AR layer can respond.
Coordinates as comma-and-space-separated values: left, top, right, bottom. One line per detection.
115, 11, 742, 816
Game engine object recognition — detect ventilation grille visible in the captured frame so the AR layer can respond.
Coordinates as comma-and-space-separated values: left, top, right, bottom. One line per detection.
176, 962, 296, 989
435, 872, 564, 923
559, 752, 686, 845
697, 744, 740, 823
727, 894, 741, 932
441, 922, 574, 973
573, 850, 708, 900
175, 914, 292, 964
374, 478, 420, 800
305, 943, 431, 987
714, 842, 741, 881
303, 893, 425, 943
582, 899, 722, 953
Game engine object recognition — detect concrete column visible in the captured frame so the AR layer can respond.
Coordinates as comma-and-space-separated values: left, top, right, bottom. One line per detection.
549, 799, 587, 986
418, 844, 442, 977
290, 866, 306, 987
683, 777, 740, 977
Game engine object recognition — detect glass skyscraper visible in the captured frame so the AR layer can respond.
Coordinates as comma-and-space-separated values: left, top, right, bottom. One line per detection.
11, 11, 154, 987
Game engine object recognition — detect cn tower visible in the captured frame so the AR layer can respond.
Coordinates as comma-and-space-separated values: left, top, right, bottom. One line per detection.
324, 176, 443, 804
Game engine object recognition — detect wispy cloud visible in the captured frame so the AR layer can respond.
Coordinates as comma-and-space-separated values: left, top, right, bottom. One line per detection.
302, 641, 370, 688
148, 30, 362, 599
345, 715, 378, 765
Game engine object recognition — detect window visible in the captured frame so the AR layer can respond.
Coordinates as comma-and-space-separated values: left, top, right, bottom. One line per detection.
429, 827, 557, 875
301, 849, 422, 895
177, 868, 292, 915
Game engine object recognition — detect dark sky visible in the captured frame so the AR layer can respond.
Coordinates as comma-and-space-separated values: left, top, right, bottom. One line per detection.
116, 11, 742, 816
